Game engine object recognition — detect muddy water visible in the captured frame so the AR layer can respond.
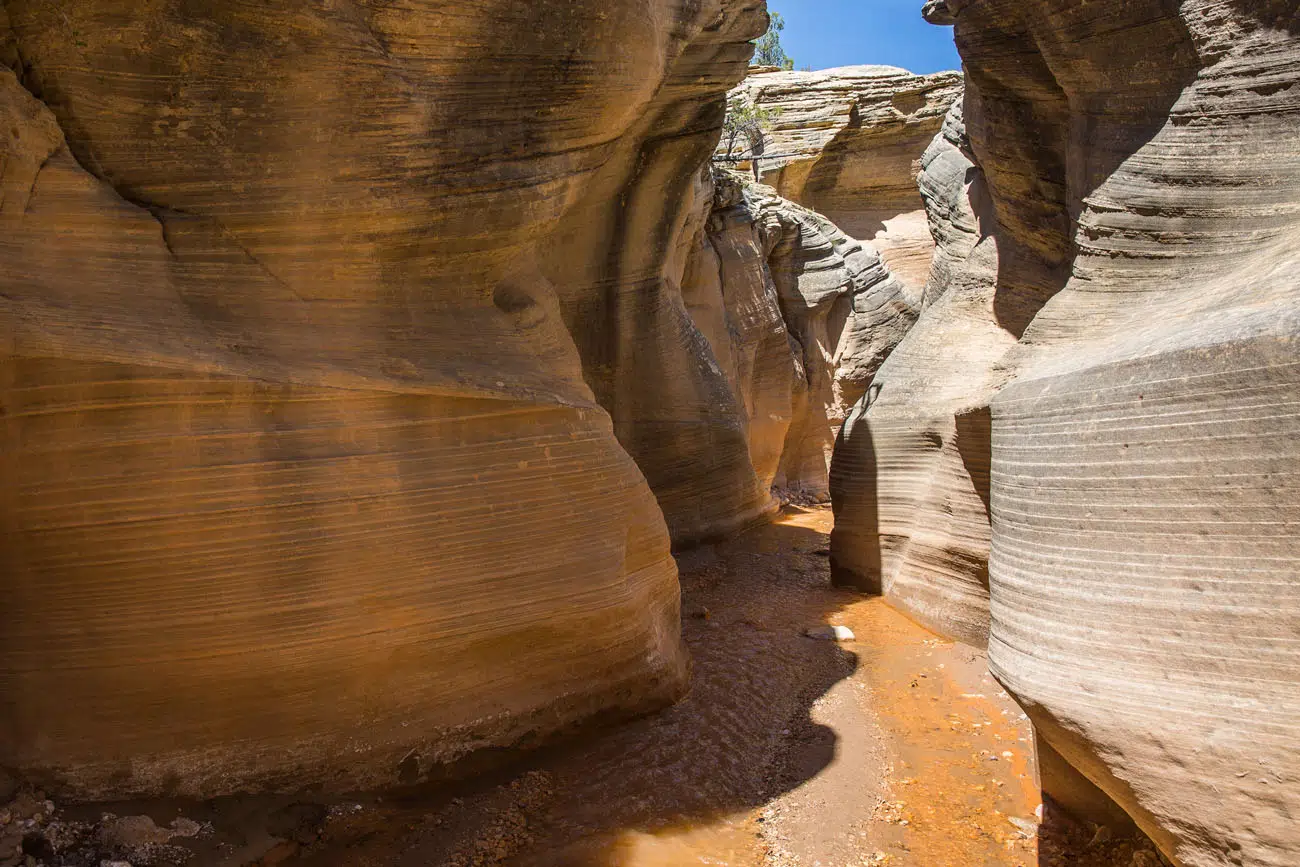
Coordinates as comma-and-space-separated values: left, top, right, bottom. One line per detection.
277, 506, 1044, 867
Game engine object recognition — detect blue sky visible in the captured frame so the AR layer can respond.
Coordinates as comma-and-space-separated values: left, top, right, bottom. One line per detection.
770, 1, 960, 75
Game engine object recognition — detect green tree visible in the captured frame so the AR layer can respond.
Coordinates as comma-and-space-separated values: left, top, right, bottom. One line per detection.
752, 12, 795, 70
721, 94, 781, 159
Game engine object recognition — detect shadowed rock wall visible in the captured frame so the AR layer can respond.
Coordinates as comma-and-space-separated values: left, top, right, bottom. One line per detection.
0, 0, 767, 800
836, 1, 1300, 863
683, 170, 918, 503
831, 100, 1011, 647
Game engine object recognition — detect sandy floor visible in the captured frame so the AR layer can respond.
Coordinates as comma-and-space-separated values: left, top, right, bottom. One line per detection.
9, 506, 1168, 867
294, 506, 1047, 867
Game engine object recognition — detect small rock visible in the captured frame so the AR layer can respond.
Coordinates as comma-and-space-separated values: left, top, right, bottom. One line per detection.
1007, 816, 1037, 838
169, 817, 202, 838
804, 625, 855, 642
95, 815, 172, 849
1089, 825, 1113, 847
100, 861, 134, 867
20, 832, 53, 862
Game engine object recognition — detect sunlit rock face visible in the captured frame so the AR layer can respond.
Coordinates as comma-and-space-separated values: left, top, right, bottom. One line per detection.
837, 1, 1300, 864
830, 99, 1011, 648
681, 170, 918, 503
0, 0, 767, 800
728, 66, 962, 293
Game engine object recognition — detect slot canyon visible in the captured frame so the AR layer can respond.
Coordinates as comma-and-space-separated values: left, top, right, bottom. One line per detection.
0, 2, 1296, 866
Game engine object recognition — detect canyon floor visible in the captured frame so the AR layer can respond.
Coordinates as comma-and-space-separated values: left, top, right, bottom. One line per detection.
6, 507, 1164, 867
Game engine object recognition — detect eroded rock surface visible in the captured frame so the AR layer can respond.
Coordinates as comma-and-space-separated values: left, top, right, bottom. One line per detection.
835, 2, 1300, 864
682, 170, 918, 503
729, 66, 962, 291
0, 0, 768, 800
831, 99, 1010, 647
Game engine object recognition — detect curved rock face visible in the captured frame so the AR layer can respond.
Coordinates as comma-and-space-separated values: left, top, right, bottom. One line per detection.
0, 0, 767, 800
838, 2, 1300, 864
830, 99, 1011, 647
682, 170, 918, 502
729, 66, 962, 292
970, 3, 1300, 864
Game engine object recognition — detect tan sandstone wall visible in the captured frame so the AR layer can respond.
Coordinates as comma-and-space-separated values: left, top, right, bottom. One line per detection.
836, 2, 1300, 864
729, 66, 962, 293
0, 0, 767, 800
682, 170, 918, 503
830, 99, 1010, 647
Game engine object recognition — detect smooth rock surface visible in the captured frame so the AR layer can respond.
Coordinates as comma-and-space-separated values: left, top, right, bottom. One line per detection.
831, 99, 1010, 647
729, 66, 962, 292
969, 3, 1300, 864
682, 170, 918, 502
836, 2, 1300, 864
0, 0, 767, 800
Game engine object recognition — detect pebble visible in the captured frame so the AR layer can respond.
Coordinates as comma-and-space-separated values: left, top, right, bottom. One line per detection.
1007, 816, 1037, 837
804, 625, 855, 642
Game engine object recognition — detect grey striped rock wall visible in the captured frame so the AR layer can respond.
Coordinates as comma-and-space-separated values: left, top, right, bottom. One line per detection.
683, 170, 918, 503
836, 1, 1300, 863
830, 99, 1008, 647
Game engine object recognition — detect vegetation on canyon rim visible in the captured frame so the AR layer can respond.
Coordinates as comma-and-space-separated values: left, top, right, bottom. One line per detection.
753, 10, 796, 69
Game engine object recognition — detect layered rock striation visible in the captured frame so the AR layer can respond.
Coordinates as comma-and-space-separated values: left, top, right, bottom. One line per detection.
836, 2, 1300, 864
682, 170, 918, 503
0, 0, 769, 800
830, 99, 1010, 647
728, 66, 962, 292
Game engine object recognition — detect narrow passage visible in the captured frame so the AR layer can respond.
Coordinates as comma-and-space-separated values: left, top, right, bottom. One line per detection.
296, 507, 1047, 867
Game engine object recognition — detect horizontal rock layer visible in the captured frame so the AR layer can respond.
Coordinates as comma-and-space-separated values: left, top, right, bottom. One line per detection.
683, 170, 918, 503
831, 99, 1009, 648
837, 1, 1300, 864
0, 0, 769, 800
729, 66, 962, 292
973, 2, 1300, 864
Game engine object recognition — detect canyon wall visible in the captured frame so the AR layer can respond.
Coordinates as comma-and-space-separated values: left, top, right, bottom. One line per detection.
0, 0, 769, 800
835, 1, 1300, 864
0, 0, 918, 802
729, 66, 962, 292
830, 99, 1009, 647
682, 169, 918, 502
